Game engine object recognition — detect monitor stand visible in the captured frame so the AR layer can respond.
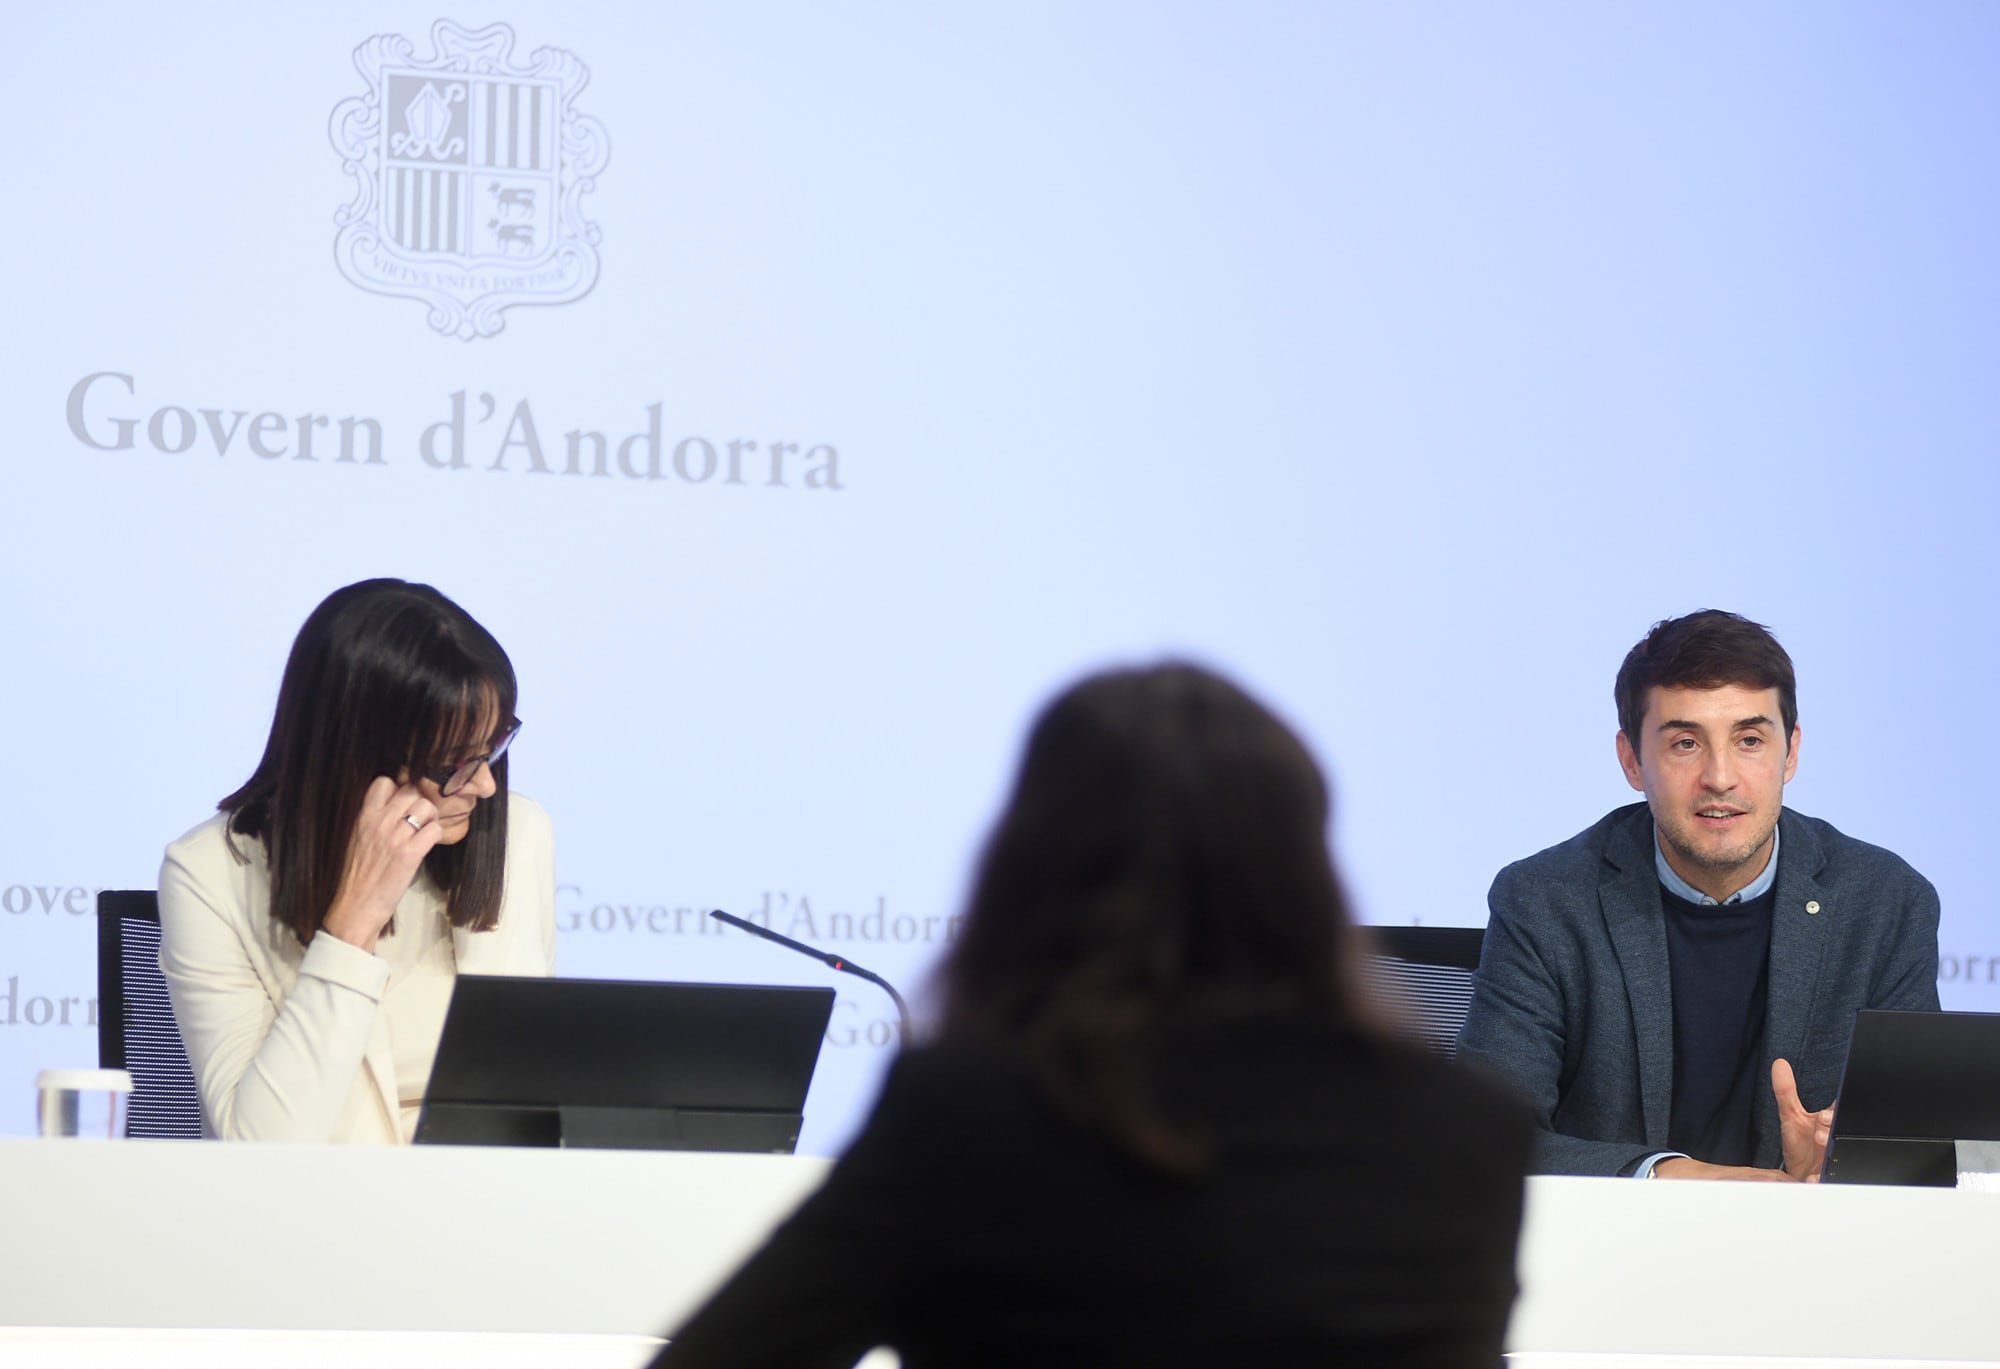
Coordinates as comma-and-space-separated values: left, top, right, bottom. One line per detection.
1823, 1135, 1956, 1186
415, 1101, 804, 1153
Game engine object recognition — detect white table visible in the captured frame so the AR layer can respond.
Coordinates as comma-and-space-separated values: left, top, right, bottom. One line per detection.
1, 1139, 1995, 1367
1511, 1174, 2000, 1367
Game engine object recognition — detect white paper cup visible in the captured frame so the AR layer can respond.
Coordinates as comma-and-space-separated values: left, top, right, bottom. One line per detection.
36, 1068, 134, 1139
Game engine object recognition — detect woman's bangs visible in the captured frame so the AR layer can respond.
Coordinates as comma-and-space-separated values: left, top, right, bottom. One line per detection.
422, 679, 505, 766
400, 634, 506, 767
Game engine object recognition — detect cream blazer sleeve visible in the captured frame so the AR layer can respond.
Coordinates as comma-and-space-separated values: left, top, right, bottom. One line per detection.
158, 795, 558, 1143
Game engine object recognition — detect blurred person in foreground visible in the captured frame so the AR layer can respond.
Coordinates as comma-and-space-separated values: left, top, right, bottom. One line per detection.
651, 663, 1532, 1369
159, 578, 555, 1143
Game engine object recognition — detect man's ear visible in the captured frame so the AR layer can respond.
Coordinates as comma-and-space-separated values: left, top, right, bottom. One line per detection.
1615, 730, 1645, 793
1783, 723, 1801, 784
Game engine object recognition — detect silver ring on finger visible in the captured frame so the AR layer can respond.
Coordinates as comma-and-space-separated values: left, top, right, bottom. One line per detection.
405, 814, 424, 832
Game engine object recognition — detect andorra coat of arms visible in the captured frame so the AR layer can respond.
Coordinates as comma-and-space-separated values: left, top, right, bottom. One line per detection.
330, 20, 610, 340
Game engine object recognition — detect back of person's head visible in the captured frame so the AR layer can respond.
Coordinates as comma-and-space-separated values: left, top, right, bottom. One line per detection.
937, 662, 1367, 1170
222, 578, 517, 942
1614, 609, 1798, 750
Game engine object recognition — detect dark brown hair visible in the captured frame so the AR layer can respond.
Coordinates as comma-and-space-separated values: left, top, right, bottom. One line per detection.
220, 579, 517, 944
936, 663, 1372, 1173
1615, 609, 1798, 751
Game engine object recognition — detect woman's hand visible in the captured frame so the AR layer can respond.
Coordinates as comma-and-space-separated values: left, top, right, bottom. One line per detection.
320, 777, 443, 953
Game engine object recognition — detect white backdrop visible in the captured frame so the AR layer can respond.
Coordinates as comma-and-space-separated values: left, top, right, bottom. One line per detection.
4, 3, 1998, 1151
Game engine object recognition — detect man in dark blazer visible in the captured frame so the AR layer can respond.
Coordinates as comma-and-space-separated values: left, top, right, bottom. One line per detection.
1457, 611, 1940, 1179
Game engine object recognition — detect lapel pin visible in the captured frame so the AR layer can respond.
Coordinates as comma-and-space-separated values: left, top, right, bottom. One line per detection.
1806, 901, 1821, 915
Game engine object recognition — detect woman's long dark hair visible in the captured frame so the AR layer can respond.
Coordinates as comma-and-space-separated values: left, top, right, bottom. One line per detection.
220, 579, 517, 944
936, 663, 1373, 1173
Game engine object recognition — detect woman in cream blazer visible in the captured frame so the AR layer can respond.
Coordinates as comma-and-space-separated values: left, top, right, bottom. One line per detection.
157, 579, 556, 1145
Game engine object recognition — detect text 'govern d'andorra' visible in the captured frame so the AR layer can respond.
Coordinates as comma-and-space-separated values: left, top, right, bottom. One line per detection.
62, 372, 845, 490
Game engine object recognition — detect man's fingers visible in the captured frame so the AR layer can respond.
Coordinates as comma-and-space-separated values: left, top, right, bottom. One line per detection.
1771, 1057, 1802, 1108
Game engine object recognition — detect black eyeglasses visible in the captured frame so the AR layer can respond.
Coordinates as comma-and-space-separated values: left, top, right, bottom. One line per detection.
424, 718, 522, 797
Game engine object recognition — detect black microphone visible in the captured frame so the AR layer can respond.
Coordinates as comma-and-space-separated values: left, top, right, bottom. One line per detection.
709, 909, 911, 1043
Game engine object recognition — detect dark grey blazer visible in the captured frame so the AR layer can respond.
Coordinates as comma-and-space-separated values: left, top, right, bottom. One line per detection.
1456, 802, 1940, 1175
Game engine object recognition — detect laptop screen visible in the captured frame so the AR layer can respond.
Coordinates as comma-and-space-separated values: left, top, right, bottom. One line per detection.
1822, 1009, 2000, 1185
414, 975, 836, 1153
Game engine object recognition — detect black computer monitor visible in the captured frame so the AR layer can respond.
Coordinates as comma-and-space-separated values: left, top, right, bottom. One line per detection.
413, 976, 836, 1153
1822, 1009, 2000, 1185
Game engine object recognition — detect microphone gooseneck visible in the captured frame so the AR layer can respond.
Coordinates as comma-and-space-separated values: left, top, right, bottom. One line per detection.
709, 909, 912, 1043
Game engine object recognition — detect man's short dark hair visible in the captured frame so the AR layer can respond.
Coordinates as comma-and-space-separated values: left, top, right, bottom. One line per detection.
1615, 610, 1798, 752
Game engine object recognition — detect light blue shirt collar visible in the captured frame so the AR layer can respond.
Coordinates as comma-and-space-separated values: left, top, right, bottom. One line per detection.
1653, 822, 1781, 907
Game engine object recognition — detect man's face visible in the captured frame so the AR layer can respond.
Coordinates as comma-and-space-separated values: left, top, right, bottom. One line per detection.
1615, 683, 1800, 901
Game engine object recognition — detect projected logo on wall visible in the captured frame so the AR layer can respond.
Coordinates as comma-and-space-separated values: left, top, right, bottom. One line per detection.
330, 20, 609, 340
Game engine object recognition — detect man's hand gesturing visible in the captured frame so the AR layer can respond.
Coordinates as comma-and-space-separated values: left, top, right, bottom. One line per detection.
1773, 1057, 1834, 1182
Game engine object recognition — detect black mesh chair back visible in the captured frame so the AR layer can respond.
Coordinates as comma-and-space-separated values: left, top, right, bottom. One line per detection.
97, 889, 204, 1137
1362, 925, 1486, 1057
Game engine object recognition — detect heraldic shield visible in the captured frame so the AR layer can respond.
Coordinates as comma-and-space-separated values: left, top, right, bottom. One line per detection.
331, 20, 610, 340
